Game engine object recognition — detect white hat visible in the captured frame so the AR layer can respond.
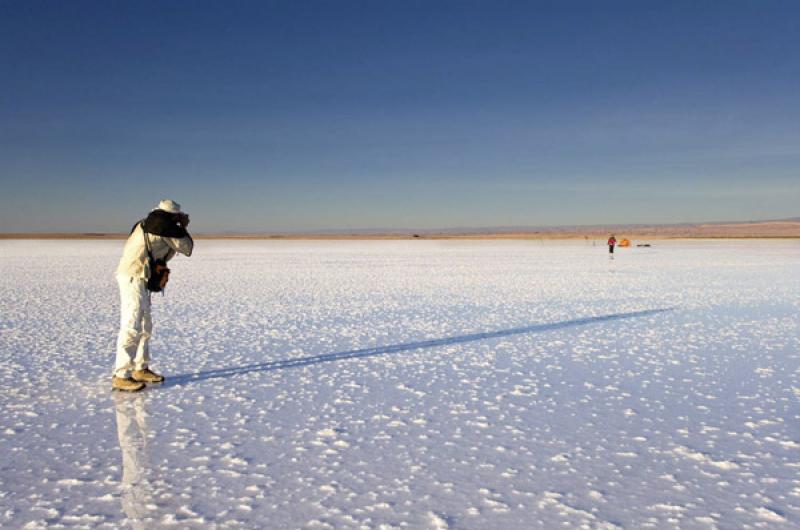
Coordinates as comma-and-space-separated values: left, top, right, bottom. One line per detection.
154, 199, 182, 214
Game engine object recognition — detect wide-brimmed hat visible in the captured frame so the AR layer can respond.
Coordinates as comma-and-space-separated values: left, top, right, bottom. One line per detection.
153, 199, 182, 214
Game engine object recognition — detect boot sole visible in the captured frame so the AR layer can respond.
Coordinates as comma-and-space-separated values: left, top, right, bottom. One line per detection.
112, 384, 146, 392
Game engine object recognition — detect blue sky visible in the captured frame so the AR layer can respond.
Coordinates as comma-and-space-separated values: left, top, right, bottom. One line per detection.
1, 1, 798, 232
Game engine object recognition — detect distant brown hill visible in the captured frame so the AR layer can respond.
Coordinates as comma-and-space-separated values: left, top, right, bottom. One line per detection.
1, 219, 798, 240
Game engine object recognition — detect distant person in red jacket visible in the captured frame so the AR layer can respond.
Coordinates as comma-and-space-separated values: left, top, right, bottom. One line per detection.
608, 235, 617, 256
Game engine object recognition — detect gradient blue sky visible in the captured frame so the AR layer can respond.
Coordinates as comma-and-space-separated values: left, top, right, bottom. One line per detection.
1, 1, 798, 232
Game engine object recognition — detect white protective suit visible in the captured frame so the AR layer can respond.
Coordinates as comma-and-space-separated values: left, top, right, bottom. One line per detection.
114, 224, 193, 378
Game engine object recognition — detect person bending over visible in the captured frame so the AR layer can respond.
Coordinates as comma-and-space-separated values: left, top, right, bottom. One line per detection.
113, 199, 193, 391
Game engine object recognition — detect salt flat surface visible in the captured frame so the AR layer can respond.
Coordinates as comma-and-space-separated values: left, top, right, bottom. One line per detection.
1, 239, 798, 529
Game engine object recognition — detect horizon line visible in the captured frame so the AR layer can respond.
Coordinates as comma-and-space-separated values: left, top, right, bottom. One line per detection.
1, 215, 798, 237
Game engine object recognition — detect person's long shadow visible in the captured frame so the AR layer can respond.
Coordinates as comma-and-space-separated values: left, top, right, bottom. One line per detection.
166, 308, 672, 387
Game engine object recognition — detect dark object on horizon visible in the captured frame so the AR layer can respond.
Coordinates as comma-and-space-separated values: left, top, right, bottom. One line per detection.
412, 234, 421, 238
637, 243, 652, 247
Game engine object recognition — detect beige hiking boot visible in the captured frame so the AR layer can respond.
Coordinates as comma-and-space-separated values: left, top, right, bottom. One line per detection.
112, 376, 146, 392
132, 368, 165, 383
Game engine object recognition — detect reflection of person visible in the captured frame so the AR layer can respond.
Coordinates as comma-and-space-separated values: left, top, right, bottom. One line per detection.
607, 234, 617, 256
113, 199, 193, 391
114, 392, 152, 527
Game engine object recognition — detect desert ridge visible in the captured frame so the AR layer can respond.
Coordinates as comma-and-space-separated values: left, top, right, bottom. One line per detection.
2, 219, 798, 240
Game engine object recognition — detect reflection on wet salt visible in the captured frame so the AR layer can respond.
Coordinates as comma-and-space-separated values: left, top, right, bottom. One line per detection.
114, 392, 155, 528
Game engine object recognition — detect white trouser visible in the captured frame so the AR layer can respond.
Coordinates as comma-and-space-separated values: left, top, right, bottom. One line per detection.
115, 275, 152, 377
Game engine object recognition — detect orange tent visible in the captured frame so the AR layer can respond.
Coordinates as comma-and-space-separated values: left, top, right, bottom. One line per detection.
618, 238, 631, 247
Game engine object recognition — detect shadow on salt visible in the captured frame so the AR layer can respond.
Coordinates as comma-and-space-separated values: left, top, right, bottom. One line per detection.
166, 308, 675, 387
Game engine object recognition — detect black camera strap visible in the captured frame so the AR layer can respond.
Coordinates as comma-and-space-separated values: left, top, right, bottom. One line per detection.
140, 222, 156, 263
140, 223, 169, 295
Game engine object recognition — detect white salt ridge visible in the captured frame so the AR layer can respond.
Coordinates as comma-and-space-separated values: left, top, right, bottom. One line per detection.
673, 446, 740, 470
1, 239, 799, 528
